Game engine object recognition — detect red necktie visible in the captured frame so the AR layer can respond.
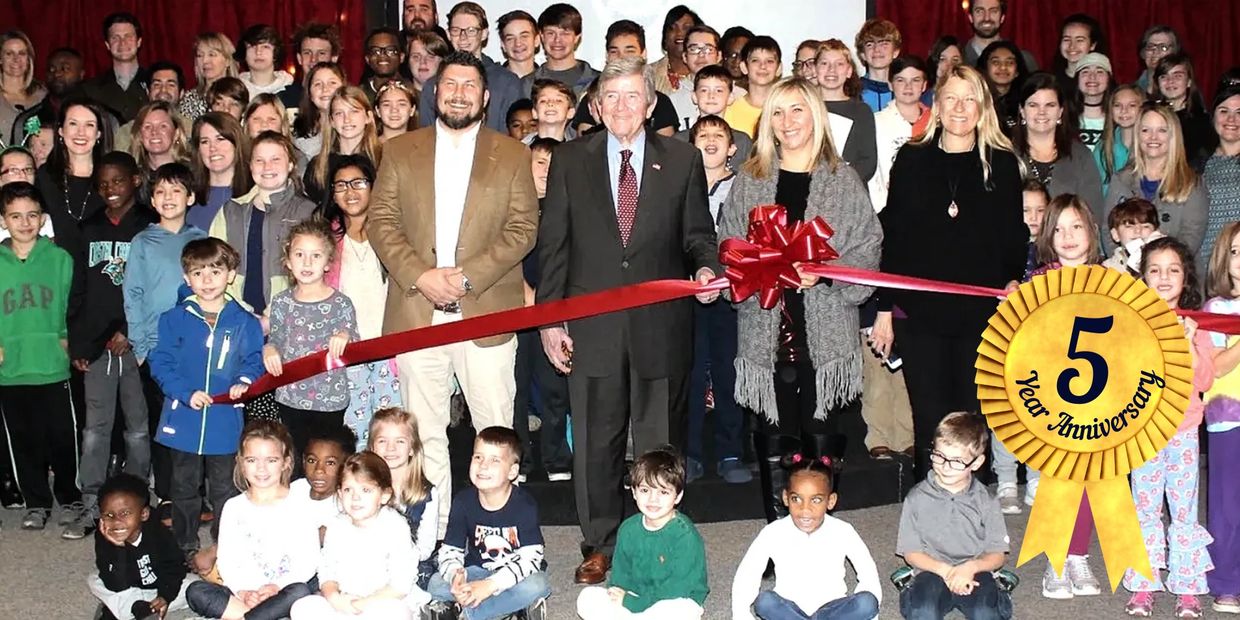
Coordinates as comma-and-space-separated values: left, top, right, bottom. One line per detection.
617, 149, 638, 247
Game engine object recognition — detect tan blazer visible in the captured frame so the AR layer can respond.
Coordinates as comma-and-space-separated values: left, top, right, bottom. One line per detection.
368, 124, 539, 346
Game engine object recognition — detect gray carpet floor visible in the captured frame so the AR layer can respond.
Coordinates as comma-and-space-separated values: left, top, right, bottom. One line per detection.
1, 499, 1231, 619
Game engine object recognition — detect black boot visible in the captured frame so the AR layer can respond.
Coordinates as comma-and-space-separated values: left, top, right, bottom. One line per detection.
755, 432, 800, 522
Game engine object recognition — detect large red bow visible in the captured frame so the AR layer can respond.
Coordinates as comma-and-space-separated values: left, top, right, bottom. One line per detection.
719, 204, 839, 309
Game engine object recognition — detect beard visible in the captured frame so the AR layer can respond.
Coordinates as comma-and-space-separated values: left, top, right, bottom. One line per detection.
436, 99, 485, 130
973, 21, 1000, 38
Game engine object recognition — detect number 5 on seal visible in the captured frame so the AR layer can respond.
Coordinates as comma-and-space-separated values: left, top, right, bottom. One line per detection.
1057, 316, 1114, 405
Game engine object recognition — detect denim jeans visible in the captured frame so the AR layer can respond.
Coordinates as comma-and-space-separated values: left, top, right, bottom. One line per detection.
899, 571, 1011, 620
753, 590, 879, 620
687, 300, 741, 463
428, 566, 550, 620
186, 580, 311, 620
80, 350, 150, 500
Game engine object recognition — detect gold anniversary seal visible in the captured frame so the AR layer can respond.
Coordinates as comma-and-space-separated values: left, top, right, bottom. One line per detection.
975, 265, 1193, 590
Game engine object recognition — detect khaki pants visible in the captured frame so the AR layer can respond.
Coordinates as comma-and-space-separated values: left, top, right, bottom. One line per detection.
860, 334, 914, 451
396, 310, 516, 537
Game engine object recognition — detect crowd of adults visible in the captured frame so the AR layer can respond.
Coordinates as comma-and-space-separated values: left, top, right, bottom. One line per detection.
3, 0, 1240, 597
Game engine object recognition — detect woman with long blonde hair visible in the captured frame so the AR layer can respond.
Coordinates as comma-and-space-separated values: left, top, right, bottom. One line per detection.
179, 33, 240, 122
721, 76, 882, 522
305, 86, 381, 203
0, 31, 45, 147
1102, 101, 1208, 256
129, 101, 191, 203
870, 64, 1027, 479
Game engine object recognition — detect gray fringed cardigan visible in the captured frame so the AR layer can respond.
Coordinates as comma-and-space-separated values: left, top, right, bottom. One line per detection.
719, 159, 884, 424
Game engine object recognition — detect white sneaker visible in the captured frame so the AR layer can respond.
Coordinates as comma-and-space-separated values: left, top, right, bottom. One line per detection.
1042, 562, 1074, 599
1065, 554, 1101, 596
1025, 478, 1039, 506
997, 484, 1021, 514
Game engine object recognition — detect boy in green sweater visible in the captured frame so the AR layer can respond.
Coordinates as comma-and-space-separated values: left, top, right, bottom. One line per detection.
0, 182, 82, 531
575, 447, 709, 619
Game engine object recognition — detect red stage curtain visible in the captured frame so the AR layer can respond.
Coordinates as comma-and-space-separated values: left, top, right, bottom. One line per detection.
10, 0, 368, 89
879, 0, 1240, 100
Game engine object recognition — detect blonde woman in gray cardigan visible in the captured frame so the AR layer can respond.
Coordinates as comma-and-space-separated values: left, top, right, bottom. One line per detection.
1103, 102, 1208, 257
718, 77, 883, 522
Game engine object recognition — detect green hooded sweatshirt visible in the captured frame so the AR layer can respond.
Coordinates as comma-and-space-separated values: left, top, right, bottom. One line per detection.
0, 237, 73, 385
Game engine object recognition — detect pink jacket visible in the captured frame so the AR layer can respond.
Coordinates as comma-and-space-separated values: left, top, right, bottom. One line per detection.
1181, 330, 1215, 432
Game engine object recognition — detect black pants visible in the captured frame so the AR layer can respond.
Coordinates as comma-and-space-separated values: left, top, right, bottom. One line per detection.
513, 329, 572, 474
894, 320, 982, 480
187, 581, 311, 620
568, 341, 688, 555
139, 362, 173, 502
688, 301, 742, 463
276, 403, 344, 479
168, 448, 237, 552
0, 381, 81, 510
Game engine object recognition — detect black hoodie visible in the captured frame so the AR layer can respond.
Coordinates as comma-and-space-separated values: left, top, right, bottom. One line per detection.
94, 519, 187, 602
70, 203, 155, 361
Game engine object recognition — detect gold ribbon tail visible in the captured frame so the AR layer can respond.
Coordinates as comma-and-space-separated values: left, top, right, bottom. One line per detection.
1089, 477, 1154, 591
1018, 477, 1082, 575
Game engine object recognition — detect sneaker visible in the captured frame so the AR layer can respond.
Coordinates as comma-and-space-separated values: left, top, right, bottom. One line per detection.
546, 470, 572, 482
61, 502, 96, 540
1064, 554, 1101, 596
1126, 591, 1155, 616
422, 600, 461, 620
1025, 478, 1039, 506
718, 458, 753, 484
997, 484, 1021, 515
1175, 595, 1203, 619
21, 508, 48, 530
685, 457, 705, 484
59, 500, 87, 526
1041, 562, 1074, 599
1210, 595, 1240, 615
523, 597, 547, 620
1214, 594, 1240, 614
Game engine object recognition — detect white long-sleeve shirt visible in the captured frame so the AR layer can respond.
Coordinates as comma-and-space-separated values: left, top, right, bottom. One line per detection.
216, 492, 321, 591
319, 508, 418, 598
732, 515, 882, 620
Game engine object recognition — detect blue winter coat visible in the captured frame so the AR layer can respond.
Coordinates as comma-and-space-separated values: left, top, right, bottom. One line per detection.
149, 296, 264, 455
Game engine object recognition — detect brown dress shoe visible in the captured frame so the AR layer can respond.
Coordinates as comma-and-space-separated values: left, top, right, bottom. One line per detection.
574, 552, 611, 585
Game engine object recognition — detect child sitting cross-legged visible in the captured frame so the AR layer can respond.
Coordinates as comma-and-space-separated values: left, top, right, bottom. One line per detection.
576, 447, 710, 619
89, 473, 193, 620
731, 455, 880, 620
426, 426, 550, 619
897, 412, 1012, 619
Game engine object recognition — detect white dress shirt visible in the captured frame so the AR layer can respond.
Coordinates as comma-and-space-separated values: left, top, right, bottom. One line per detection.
433, 120, 481, 268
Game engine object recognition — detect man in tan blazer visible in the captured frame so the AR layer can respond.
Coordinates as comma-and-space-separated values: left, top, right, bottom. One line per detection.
368, 51, 538, 533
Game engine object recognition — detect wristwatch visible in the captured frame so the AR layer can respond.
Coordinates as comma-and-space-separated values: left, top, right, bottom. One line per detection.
461, 274, 473, 293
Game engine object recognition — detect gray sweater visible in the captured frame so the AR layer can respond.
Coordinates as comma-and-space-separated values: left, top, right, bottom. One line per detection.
1104, 169, 1210, 257
1039, 140, 1106, 236
718, 159, 883, 423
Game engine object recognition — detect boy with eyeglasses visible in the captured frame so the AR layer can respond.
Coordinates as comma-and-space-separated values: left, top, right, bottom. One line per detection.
896, 412, 1012, 619
360, 28, 412, 104
855, 18, 902, 113
667, 25, 729, 132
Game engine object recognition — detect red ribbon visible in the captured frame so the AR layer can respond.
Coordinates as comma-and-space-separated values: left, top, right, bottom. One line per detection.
212, 206, 1240, 402
720, 204, 839, 309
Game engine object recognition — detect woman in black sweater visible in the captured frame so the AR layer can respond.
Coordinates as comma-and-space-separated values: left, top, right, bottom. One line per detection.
869, 64, 1028, 479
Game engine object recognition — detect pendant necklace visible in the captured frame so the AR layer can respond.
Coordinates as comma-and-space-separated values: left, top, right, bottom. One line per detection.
64, 180, 91, 221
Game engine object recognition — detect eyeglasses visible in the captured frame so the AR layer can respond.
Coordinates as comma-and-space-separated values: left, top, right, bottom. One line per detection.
332, 178, 371, 193
791, 60, 814, 71
929, 450, 979, 471
1144, 44, 1172, 55
448, 27, 483, 39
0, 166, 34, 177
685, 44, 717, 56
367, 46, 401, 57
